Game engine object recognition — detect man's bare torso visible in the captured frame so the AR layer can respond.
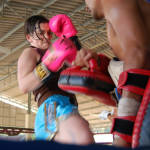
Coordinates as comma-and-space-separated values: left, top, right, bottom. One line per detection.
106, 0, 150, 60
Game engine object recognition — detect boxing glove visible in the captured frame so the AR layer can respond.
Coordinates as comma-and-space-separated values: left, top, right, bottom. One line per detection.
99, 110, 111, 120
49, 14, 82, 50
34, 38, 77, 82
43, 38, 77, 71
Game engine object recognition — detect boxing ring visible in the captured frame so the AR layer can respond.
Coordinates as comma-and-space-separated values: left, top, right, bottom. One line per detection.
0, 140, 149, 150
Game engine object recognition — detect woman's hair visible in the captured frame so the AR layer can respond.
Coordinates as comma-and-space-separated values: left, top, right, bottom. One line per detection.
24, 15, 49, 35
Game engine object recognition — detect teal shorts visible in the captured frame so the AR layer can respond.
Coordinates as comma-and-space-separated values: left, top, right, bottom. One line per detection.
34, 95, 78, 141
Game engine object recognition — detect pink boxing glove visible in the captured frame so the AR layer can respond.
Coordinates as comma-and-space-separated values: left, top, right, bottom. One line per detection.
34, 38, 77, 83
49, 14, 82, 50
42, 38, 77, 72
49, 14, 77, 38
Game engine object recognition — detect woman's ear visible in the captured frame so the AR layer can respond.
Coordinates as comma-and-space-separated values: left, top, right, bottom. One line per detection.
26, 34, 32, 43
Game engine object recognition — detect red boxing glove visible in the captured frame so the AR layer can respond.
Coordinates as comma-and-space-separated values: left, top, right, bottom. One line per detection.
49, 14, 82, 50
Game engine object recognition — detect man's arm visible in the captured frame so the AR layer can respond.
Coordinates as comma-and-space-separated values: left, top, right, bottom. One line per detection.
17, 48, 42, 93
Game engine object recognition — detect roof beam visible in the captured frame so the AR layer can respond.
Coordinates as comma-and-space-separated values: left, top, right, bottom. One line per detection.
0, 46, 10, 53
0, 0, 57, 43
0, 0, 11, 12
67, 3, 86, 17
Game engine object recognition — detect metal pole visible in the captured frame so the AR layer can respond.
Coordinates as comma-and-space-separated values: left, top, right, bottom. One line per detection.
27, 92, 31, 114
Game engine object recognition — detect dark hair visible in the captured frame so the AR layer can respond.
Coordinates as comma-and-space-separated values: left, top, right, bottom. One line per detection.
24, 15, 49, 35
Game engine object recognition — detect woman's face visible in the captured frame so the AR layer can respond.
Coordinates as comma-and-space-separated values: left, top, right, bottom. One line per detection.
27, 23, 52, 50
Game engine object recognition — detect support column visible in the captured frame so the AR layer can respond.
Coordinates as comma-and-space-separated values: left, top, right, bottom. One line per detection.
25, 92, 32, 140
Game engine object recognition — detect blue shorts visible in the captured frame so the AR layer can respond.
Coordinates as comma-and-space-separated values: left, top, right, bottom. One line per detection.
34, 95, 78, 141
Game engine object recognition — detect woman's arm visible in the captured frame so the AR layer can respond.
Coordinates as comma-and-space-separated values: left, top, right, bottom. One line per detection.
17, 47, 42, 93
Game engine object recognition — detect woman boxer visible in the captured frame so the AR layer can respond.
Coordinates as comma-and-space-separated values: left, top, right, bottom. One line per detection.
17, 15, 99, 145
